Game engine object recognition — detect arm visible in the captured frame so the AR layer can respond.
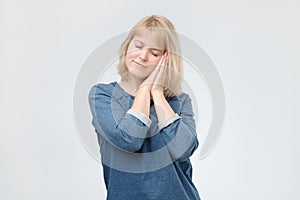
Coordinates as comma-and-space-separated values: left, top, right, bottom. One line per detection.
157, 94, 199, 162
152, 93, 177, 126
150, 55, 199, 161
88, 84, 151, 153
151, 54, 177, 125
131, 85, 151, 117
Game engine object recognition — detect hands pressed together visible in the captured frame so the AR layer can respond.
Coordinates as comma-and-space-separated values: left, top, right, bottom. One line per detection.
139, 51, 169, 98
131, 51, 176, 123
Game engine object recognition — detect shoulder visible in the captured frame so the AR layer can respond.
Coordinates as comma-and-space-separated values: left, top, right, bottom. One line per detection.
89, 81, 117, 92
166, 92, 193, 113
168, 92, 192, 104
88, 81, 117, 98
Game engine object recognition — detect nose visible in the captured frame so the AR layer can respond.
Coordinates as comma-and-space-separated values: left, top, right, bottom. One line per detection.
138, 49, 148, 62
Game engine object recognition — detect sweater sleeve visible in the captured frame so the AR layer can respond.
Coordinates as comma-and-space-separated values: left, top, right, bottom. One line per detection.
158, 94, 199, 161
88, 84, 150, 153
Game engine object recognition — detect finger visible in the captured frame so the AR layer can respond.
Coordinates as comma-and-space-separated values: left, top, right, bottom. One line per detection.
154, 58, 167, 87
139, 58, 163, 88
151, 56, 165, 78
161, 58, 168, 85
163, 50, 168, 57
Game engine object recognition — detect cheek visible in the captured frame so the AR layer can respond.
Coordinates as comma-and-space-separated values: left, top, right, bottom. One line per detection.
126, 50, 135, 59
126, 43, 140, 56
125, 49, 138, 63
148, 57, 161, 67
125, 55, 133, 70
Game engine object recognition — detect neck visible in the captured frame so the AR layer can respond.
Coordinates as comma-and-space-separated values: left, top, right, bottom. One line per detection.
119, 76, 144, 96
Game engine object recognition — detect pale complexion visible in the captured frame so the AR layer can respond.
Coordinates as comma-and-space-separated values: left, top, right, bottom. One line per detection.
119, 31, 175, 124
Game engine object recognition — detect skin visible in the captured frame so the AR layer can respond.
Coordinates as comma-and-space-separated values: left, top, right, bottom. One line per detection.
119, 31, 176, 124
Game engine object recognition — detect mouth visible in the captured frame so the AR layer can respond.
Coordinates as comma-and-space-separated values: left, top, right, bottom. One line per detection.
133, 60, 147, 68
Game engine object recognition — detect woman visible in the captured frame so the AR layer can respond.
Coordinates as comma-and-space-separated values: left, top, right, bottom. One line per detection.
89, 15, 201, 200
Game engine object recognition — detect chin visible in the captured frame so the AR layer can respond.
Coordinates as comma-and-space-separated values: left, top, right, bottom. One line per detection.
129, 72, 148, 80
127, 67, 149, 80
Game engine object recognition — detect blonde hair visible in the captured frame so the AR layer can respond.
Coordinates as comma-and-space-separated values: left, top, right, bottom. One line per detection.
118, 15, 183, 97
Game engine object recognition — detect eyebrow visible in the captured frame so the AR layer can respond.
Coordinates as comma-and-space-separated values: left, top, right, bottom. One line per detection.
133, 39, 164, 52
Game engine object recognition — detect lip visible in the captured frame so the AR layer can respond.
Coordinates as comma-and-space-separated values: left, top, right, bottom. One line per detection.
133, 60, 146, 68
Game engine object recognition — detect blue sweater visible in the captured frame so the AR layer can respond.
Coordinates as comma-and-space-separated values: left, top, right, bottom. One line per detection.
88, 81, 201, 200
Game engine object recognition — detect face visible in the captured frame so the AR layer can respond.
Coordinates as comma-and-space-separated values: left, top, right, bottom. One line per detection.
125, 31, 165, 81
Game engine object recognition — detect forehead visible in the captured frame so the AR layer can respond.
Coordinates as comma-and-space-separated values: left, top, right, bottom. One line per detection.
133, 29, 165, 50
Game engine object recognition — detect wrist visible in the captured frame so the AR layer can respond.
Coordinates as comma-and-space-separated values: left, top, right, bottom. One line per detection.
152, 92, 165, 100
134, 85, 151, 96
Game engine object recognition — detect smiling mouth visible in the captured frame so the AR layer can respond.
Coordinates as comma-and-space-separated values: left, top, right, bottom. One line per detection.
133, 60, 147, 68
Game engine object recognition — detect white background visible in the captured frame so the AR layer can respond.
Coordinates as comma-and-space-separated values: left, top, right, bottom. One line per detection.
1, 0, 299, 199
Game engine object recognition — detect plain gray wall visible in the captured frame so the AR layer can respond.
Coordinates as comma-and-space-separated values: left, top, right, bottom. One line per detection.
1, 0, 299, 199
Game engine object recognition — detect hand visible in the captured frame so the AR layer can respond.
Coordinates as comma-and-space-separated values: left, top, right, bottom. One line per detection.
133, 60, 161, 95
138, 52, 168, 92
151, 52, 168, 97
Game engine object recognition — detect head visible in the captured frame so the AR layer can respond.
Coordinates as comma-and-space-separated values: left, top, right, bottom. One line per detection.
118, 15, 183, 97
